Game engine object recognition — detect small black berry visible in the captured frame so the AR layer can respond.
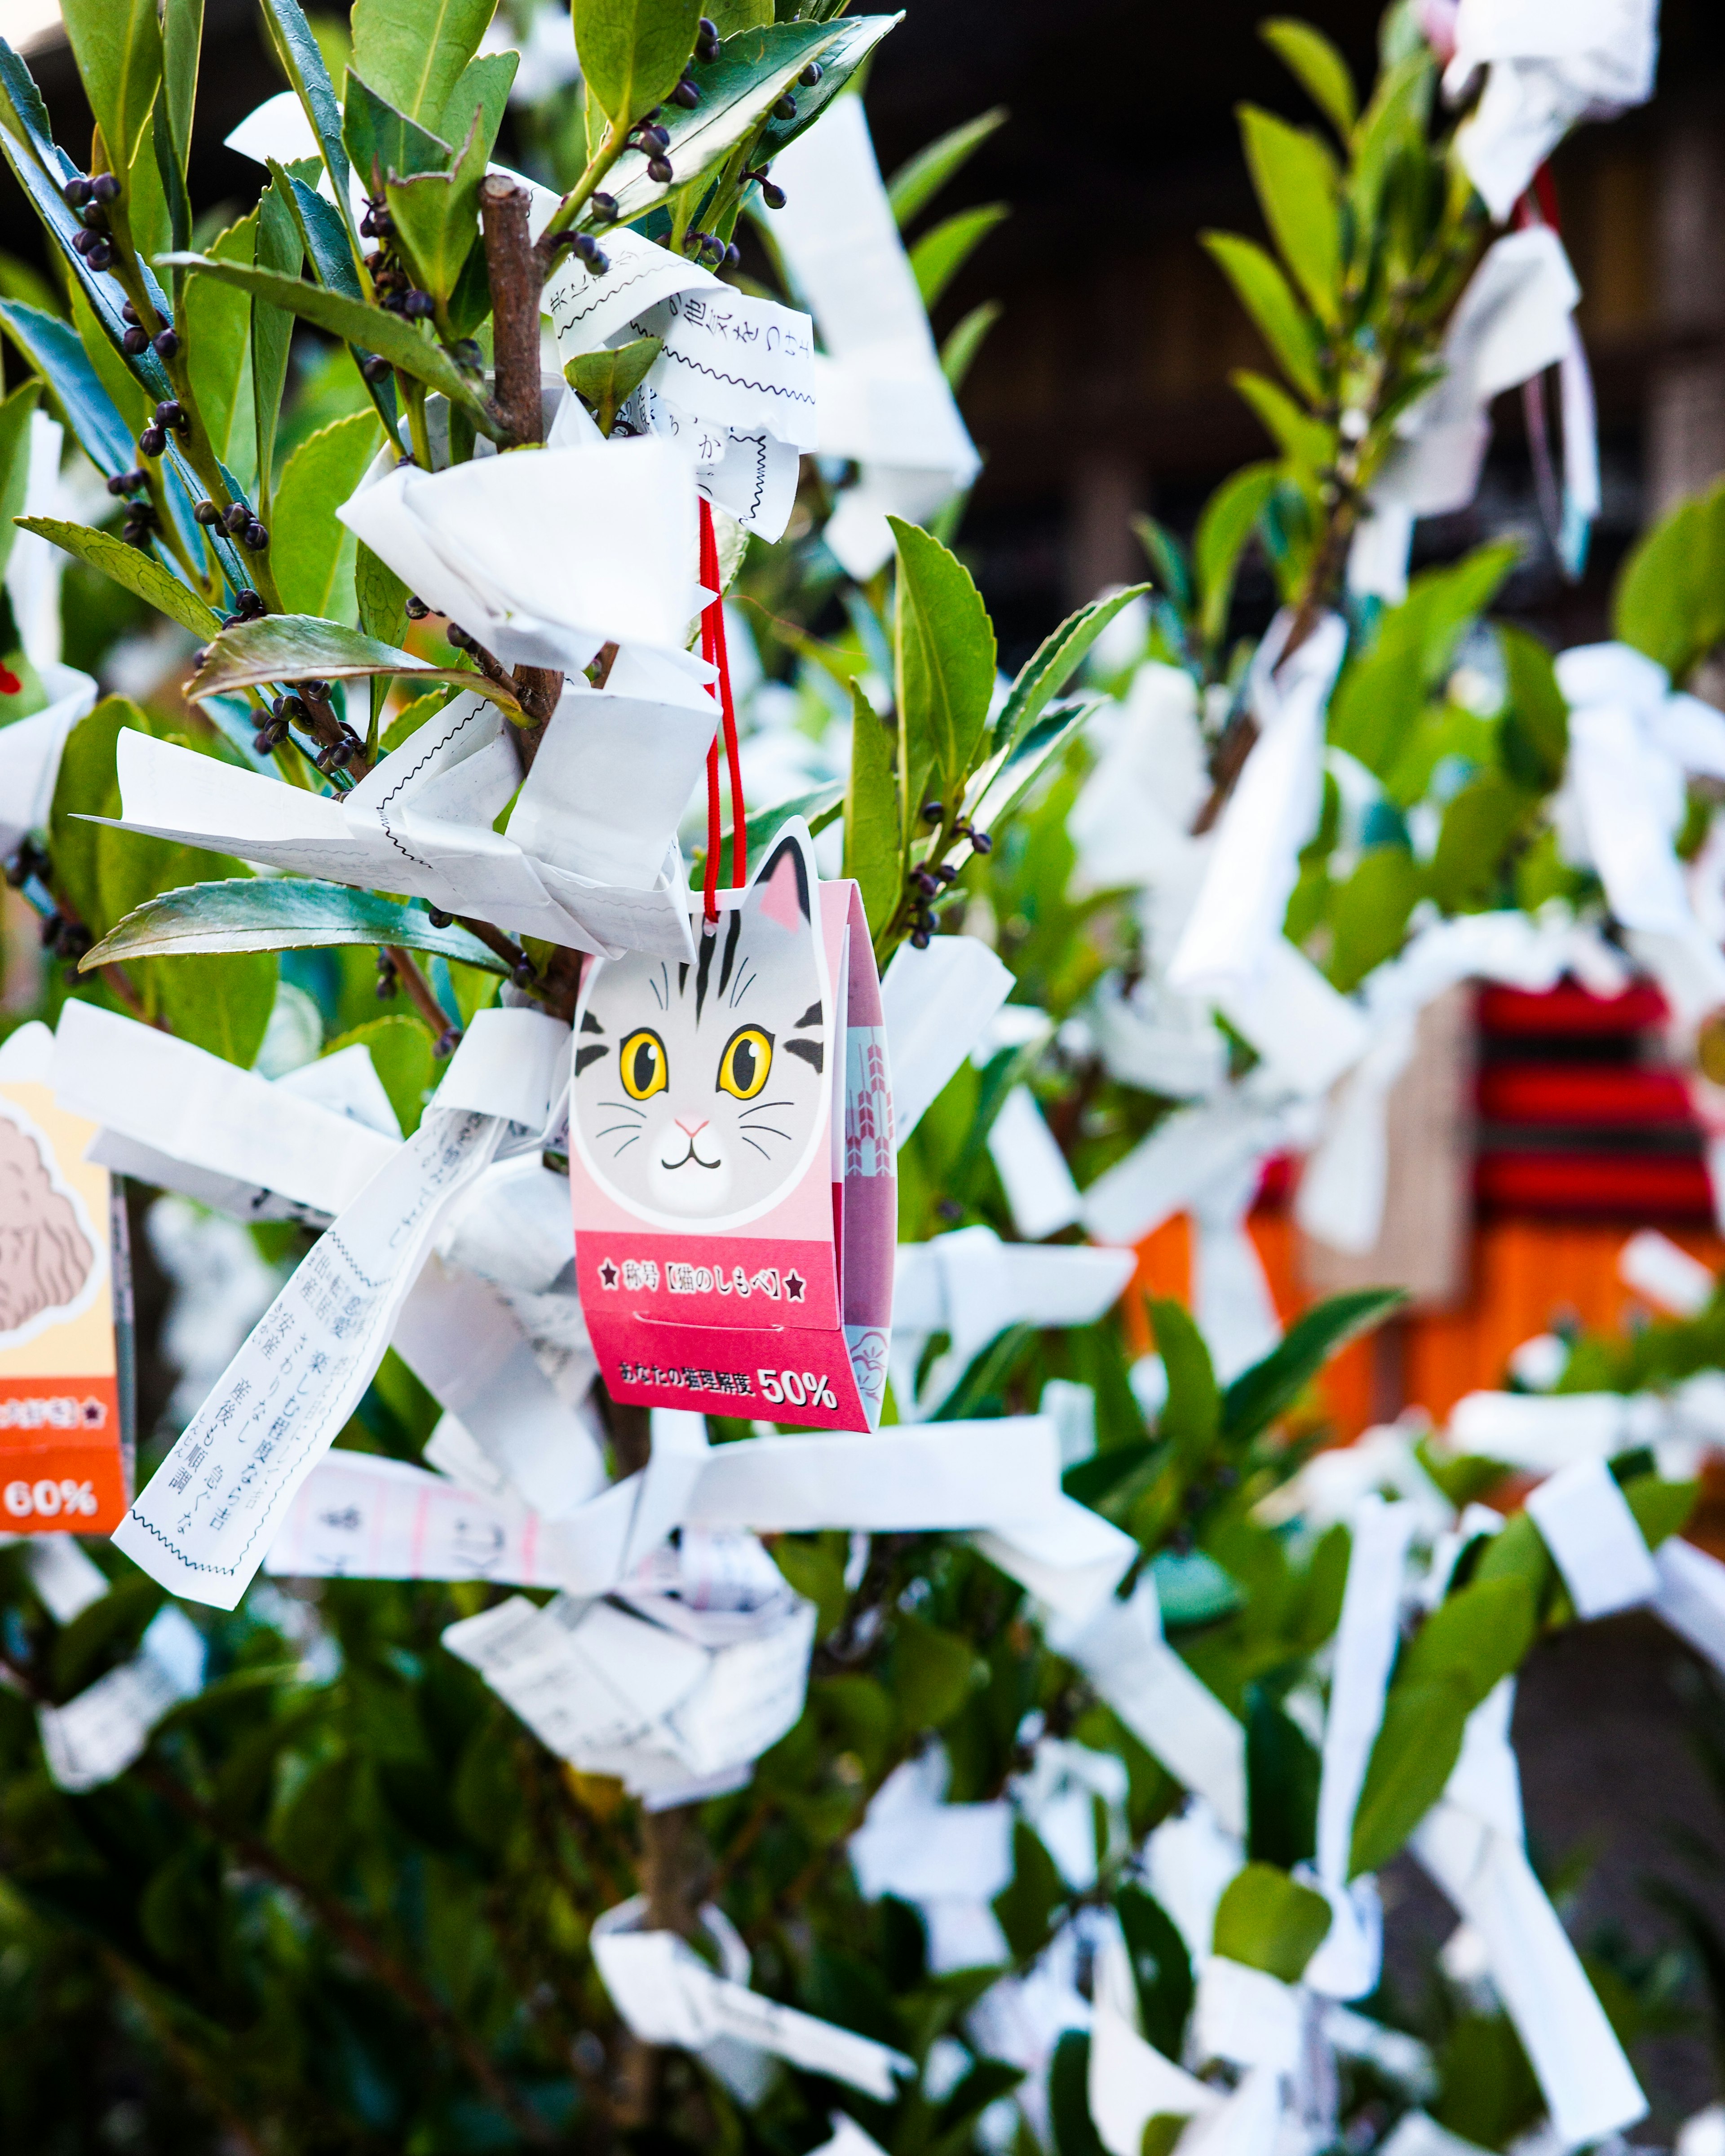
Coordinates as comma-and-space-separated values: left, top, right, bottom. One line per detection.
799, 62, 822, 85
773, 94, 796, 121
434, 1025, 461, 1058
428, 907, 453, 928
152, 327, 179, 358
223, 503, 250, 535
405, 596, 430, 619
760, 180, 785, 210
62, 177, 92, 208
71, 229, 97, 257
403, 289, 433, 320
195, 499, 221, 526
362, 354, 392, 384
234, 588, 263, 616
672, 80, 699, 108
120, 326, 148, 354
105, 473, 132, 498
154, 398, 181, 426
647, 155, 674, 183
724, 242, 740, 269
921, 799, 943, 824
590, 192, 618, 221
139, 424, 165, 457
911, 928, 932, 949
971, 831, 993, 854
243, 520, 268, 550
90, 173, 120, 205
120, 301, 140, 325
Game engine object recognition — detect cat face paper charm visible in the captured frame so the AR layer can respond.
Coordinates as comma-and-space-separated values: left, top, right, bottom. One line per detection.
571, 822, 894, 1430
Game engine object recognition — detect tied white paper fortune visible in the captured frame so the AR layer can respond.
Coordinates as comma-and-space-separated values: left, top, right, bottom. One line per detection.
610, 287, 817, 542
51, 1000, 401, 1223
1412, 1679, 1647, 2143
1167, 613, 1370, 1099
1049, 1575, 1247, 1837
37, 1600, 206, 1793
442, 1529, 817, 1804
879, 933, 1014, 1145
0, 663, 97, 861
768, 95, 981, 578
1349, 225, 1585, 603
110, 663, 717, 964
1302, 1496, 1419, 1999
1552, 641, 1725, 1021
589, 1893, 913, 2099
1087, 1925, 1232, 2156
112, 1008, 571, 1608
890, 1225, 1136, 1419
848, 1746, 1014, 1973
1444, 0, 1659, 223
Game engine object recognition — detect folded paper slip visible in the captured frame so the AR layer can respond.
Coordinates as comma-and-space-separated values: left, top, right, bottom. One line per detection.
572, 824, 895, 1430
0, 663, 97, 857
0, 1024, 129, 1534
112, 1010, 569, 1607
105, 696, 707, 965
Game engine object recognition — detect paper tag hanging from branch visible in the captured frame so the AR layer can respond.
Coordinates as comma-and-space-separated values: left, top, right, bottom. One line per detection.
571, 821, 896, 1430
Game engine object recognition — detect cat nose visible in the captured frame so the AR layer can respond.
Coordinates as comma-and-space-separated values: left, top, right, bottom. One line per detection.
675, 1117, 708, 1137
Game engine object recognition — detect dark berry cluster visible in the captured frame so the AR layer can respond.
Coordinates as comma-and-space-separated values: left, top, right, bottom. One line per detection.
195, 496, 268, 551
685, 229, 741, 268
742, 165, 786, 210
363, 200, 435, 320
219, 586, 265, 630
629, 108, 677, 184
548, 228, 610, 275
117, 299, 176, 358
63, 171, 119, 270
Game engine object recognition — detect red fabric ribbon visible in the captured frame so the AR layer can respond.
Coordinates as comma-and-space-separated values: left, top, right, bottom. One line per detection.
699, 496, 746, 925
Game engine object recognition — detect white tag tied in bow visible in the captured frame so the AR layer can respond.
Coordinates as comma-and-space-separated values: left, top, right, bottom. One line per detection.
768, 95, 980, 578
589, 1893, 914, 2099
1349, 226, 1581, 602
111, 1008, 571, 1608
36, 1603, 206, 1792
847, 1745, 1013, 1973
0, 661, 97, 859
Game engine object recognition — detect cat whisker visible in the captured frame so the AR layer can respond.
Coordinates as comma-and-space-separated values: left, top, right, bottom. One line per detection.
610, 1134, 640, 1153
597, 1099, 645, 1118
737, 1124, 789, 1143
739, 1134, 772, 1159
596, 1122, 645, 1139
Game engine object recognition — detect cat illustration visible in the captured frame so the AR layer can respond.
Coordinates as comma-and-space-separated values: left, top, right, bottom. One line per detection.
0, 1103, 95, 1339
571, 831, 829, 1230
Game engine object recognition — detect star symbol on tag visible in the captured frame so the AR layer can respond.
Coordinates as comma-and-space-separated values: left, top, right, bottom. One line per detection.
783, 1270, 806, 1303
598, 1259, 619, 1290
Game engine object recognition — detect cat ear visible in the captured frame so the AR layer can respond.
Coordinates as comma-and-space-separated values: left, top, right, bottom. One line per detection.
746, 827, 812, 934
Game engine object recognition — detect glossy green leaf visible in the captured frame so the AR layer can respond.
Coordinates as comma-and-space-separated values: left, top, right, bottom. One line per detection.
1426, 772, 1538, 914
1147, 1298, 1219, 1467
1246, 1688, 1321, 1869
62, 0, 162, 185
890, 513, 996, 807
909, 204, 1007, 309
83, 876, 507, 972
1202, 231, 1323, 405
1239, 105, 1342, 326
186, 209, 258, 495
1327, 845, 1418, 991
1349, 1677, 1472, 1876
966, 697, 1097, 843
1498, 626, 1568, 791
844, 678, 902, 946
271, 410, 385, 623
992, 587, 1150, 760
1261, 18, 1358, 136
438, 50, 518, 164
322, 1014, 437, 1133
1231, 368, 1336, 475
1401, 1575, 1534, 1702
563, 336, 663, 435
888, 106, 1008, 228
0, 378, 40, 587
17, 517, 221, 641
252, 177, 304, 511
1211, 1861, 1331, 1983
342, 68, 454, 199
1115, 1885, 1193, 2060
575, 0, 699, 129
157, 254, 496, 429
1048, 2032, 1107, 2156
1621, 1472, 1698, 1553
691, 780, 844, 886
0, 38, 72, 181
351, 0, 497, 124
258, 0, 358, 247
1614, 475, 1725, 682
1195, 462, 1278, 650
887, 1609, 978, 1733
1222, 1289, 1405, 1443
189, 615, 520, 714
354, 543, 408, 738
753, 13, 900, 166
159, 0, 203, 191
941, 297, 1000, 392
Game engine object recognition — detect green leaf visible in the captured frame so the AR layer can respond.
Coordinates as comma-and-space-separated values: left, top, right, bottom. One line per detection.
62, 0, 163, 184
1327, 846, 1417, 991
186, 209, 258, 495
1621, 1472, 1698, 1552
154, 943, 280, 1066
845, 678, 902, 946
1498, 625, 1567, 791
1238, 106, 1343, 326
1261, 18, 1358, 136
1613, 476, 1725, 682
752, 12, 900, 167
1147, 1298, 1218, 1467
1231, 369, 1336, 475
341, 67, 453, 196
1222, 1289, 1405, 1443
563, 336, 663, 436
0, 39, 72, 181
270, 410, 385, 623
156, 254, 494, 428
351, 0, 497, 124
1400, 1575, 1534, 1704
1349, 1677, 1473, 1876
189, 614, 519, 715
1048, 2032, 1107, 2156
0, 377, 40, 587
1195, 462, 1279, 651
1115, 1885, 1193, 2061
888, 107, 1008, 228
1201, 232, 1323, 405
253, 177, 304, 511
323, 1014, 436, 1134
887, 1609, 978, 1733
909, 204, 1008, 309
1472, 1512, 1556, 1607
1246, 1688, 1321, 1869
16, 517, 221, 641
1425, 772, 1538, 914
354, 543, 408, 737
965, 697, 1097, 843
941, 298, 1000, 393
601, 18, 859, 225
890, 513, 996, 807
575, 0, 699, 129
992, 587, 1150, 759
82, 876, 508, 973
258, 0, 358, 248
1211, 1862, 1331, 1984
159, 0, 203, 195
770, 1534, 846, 1639
438, 50, 518, 163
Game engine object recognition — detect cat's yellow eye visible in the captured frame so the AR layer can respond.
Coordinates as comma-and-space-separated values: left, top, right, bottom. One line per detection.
717, 1027, 773, 1100
619, 1029, 668, 1100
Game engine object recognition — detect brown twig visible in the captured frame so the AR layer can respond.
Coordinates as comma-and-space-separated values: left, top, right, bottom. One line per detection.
134, 1760, 555, 2145
385, 946, 456, 1042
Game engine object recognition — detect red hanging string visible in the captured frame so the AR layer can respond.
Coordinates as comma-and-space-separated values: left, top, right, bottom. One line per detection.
698, 496, 747, 926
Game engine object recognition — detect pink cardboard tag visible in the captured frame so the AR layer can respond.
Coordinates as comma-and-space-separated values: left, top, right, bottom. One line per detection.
571, 823, 894, 1428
